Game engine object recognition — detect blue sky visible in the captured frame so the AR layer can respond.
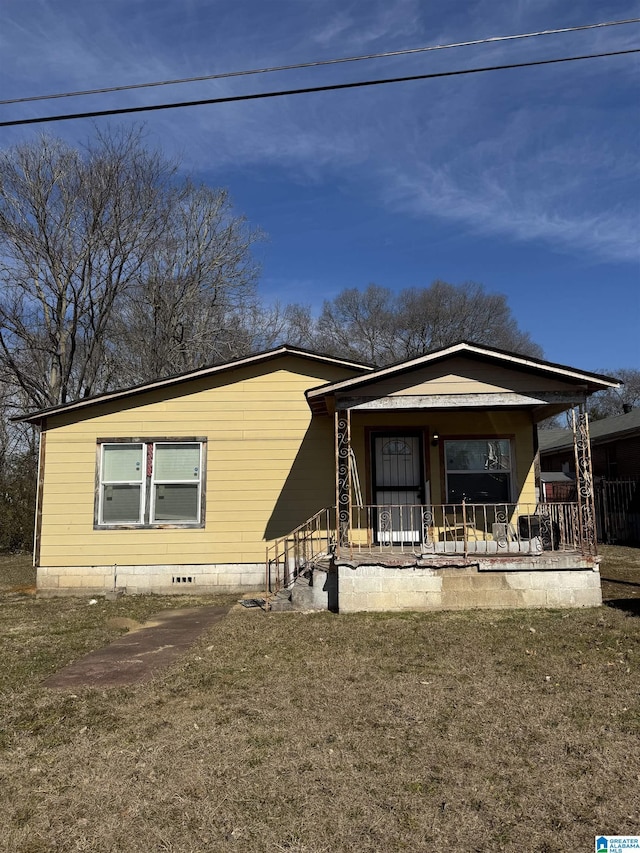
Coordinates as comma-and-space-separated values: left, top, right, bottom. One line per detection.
1, 0, 638, 371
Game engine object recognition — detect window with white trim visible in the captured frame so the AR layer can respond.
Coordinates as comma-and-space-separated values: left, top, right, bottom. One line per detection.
444, 439, 512, 503
97, 440, 205, 527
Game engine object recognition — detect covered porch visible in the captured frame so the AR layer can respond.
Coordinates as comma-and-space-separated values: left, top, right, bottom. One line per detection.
266, 496, 591, 583
266, 344, 615, 611
329, 410, 596, 561
264, 496, 601, 613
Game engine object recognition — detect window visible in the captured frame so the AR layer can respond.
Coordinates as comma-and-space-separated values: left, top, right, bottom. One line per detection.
101, 443, 145, 524
152, 443, 202, 522
444, 439, 512, 503
97, 439, 205, 527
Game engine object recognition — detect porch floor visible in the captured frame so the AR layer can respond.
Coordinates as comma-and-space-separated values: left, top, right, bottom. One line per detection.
317, 545, 584, 571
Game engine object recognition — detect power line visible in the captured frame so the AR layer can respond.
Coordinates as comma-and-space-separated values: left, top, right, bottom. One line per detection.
1, 18, 638, 107
0, 48, 637, 129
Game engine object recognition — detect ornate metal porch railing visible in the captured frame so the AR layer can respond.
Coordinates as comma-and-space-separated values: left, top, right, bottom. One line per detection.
336, 501, 583, 558
265, 501, 587, 604
265, 507, 335, 601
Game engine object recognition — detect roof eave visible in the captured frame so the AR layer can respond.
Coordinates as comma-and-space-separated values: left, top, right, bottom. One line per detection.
306, 342, 621, 402
17, 346, 373, 426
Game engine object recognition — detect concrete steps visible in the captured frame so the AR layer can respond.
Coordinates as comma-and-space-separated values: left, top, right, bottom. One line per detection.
266, 567, 336, 611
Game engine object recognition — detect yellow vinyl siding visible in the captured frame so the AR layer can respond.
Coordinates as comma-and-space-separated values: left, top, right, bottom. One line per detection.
350, 409, 536, 507
39, 357, 355, 567
38, 353, 547, 572
356, 357, 577, 397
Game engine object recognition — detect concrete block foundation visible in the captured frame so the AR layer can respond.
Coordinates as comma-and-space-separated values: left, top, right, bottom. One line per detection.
37, 563, 265, 597
336, 560, 602, 612
37, 556, 603, 613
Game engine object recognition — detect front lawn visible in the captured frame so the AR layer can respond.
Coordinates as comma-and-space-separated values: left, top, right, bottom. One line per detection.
0, 548, 638, 852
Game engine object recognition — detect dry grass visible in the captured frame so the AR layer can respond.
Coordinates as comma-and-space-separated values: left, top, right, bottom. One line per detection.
0, 550, 638, 853
0, 550, 36, 593
600, 544, 640, 612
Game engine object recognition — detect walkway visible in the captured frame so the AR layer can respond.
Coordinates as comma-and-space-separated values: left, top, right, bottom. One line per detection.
43, 604, 230, 689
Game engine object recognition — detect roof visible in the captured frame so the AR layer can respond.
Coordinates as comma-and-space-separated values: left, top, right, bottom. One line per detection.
539, 472, 574, 482
539, 408, 640, 454
537, 429, 573, 453
306, 342, 620, 411
18, 346, 373, 426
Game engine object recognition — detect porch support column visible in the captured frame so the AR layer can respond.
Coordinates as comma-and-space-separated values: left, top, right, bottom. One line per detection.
335, 409, 351, 556
572, 405, 597, 555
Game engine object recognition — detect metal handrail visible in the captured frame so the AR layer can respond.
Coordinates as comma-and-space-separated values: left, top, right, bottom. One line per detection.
265, 507, 334, 606
265, 501, 585, 607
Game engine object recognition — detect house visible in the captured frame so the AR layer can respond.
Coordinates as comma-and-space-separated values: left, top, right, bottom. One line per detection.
539, 409, 640, 543
20, 343, 619, 611
539, 409, 640, 480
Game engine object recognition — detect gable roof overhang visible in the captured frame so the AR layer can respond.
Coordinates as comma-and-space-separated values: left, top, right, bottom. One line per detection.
306, 342, 620, 422
18, 346, 373, 427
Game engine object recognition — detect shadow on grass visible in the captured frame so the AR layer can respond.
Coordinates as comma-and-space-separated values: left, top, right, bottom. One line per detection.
604, 598, 640, 616
600, 576, 640, 588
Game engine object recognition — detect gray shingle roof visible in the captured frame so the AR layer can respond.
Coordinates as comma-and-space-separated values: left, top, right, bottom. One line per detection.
539, 409, 640, 453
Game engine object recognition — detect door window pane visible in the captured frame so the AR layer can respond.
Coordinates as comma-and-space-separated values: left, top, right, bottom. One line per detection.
375, 435, 421, 489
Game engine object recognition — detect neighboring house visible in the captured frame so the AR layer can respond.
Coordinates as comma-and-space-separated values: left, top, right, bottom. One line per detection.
539, 409, 640, 480
538, 471, 576, 503
20, 343, 618, 612
539, 409, 640, 544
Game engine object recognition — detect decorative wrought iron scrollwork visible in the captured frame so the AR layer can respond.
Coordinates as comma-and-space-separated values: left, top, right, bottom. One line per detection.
421, 507, 435, 551
572, 408, 597, 555
494, 506, 509, 549
336, 418, 349, 459
538, 506, 551, 552
378, 507, 392, 547
335, 412, 351, 551
569, 503, 580, 550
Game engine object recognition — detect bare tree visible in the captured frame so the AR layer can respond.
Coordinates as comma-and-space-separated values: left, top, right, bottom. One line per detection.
315, 284, 394, 363
234, 301, 316, 354
0, 130, 264, 404
0, 381, 37, 551
113, 182, 262, 383
392, 281, 543, 361
0, 129, 174, 407
588, 368, 640, 419
309, 281, 542, 365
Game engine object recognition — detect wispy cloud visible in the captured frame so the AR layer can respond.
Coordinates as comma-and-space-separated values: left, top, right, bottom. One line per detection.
0, 0, 638, 265
312, 0, 423, 49
377, 88, 640, 263
383, 160, 640, 262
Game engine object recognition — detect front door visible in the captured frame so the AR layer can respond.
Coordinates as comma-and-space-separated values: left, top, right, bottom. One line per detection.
372, 433, 424, 544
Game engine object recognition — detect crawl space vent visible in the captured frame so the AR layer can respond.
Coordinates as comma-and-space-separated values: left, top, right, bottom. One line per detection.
172, 576, 194, 584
